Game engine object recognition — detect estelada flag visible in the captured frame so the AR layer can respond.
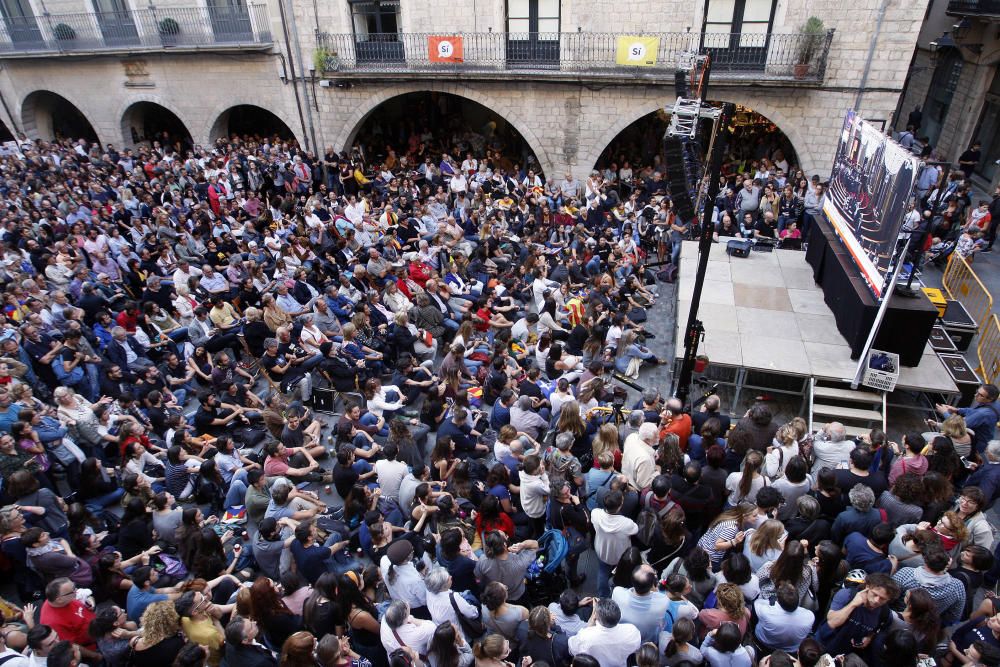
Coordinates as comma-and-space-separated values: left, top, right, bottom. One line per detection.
429, 36, 464, 63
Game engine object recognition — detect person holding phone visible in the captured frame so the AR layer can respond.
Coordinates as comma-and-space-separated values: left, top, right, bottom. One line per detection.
815, 573, 900, 660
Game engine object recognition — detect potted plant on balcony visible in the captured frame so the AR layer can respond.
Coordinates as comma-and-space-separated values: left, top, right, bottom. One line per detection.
53, 23, 77, 41
158, 17, 180, 46
794, 16, 825, 79
313, 45, 339, 72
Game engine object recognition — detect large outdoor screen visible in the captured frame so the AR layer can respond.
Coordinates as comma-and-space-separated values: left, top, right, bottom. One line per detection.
822, 110, 919, 298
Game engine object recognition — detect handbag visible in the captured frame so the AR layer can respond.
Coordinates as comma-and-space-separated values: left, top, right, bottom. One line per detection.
800, 567, 819, 612
449, 592, 486, 639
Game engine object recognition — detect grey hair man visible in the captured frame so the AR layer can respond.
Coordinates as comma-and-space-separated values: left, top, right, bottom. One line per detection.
422, 567, 480, 640
831, 483, 880, 543
380, 600, 436, 657
510, 394, 548, 440
811, 421, 856, 474
546, 431, 584, 494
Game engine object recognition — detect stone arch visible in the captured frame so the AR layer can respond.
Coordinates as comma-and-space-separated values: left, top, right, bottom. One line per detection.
586, 92, 815, 178
207, 103, 301, 145
334, 82, 555, 178
118, 96, 195, 149
21, 90, 100, 143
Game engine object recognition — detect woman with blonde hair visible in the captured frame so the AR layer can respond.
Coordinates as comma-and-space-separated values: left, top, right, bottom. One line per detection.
937, 413, 973, 458
742, 518, 787, 571
262, 293, 292, 332
696, 502, 759, 569
764, 424, 799, 480
725, 450, 767, 506
697, 582, 750, 639
591, 423, 622, 471
127, 601, 185, 667
472, 632, 515, 666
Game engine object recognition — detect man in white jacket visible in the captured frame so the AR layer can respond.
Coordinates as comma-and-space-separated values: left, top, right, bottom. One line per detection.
592, 490, 638, 598
622, 422, 658, 491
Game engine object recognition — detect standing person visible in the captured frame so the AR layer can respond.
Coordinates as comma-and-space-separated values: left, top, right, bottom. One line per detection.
611, 563, 669, 645
959, 142, 982, 179
935, 385, 1000, 455
567, 599, 642, 667
592, 491, 638, 598
752, 582, 815, 654
815, 573, 900, 659
986, 185, 1000, 252
622, 422, 658, 492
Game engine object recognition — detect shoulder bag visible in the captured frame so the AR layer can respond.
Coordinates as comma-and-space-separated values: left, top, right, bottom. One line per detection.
449, 592, 486, 639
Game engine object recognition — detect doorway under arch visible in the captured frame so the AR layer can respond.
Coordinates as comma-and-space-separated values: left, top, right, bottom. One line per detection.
209, 105, 296, 144
121, 101, 192, 151
593, 102, 801, 183
345, 90, 544, 176
21, 90, 99, 143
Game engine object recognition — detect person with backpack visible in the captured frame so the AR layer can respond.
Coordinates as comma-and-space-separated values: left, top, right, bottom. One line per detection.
545, 432, 584, 496
583, 452, 619, 512
815, 572, 900, 660
657, 573, 699, 645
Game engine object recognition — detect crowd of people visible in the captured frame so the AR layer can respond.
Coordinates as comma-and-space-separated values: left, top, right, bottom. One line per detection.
0, 118, 993, 667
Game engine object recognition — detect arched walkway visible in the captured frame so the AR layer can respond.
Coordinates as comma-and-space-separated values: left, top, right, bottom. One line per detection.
21, 90, 99, 143
334, 83, 554, 178
209, 104, 297, 144
589, 98, 807, 180
120, 100, 193, 151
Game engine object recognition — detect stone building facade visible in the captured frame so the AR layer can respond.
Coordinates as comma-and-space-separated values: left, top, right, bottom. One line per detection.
0, 0, 927, 179
895, 1, 1000, 189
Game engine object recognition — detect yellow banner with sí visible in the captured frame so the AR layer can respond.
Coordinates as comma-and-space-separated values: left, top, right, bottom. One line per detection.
615, 36, 659, 66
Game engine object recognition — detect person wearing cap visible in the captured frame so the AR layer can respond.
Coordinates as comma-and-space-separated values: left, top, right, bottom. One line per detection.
379, 540, 430, 618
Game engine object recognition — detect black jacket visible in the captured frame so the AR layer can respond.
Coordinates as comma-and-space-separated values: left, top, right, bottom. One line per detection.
220, 641, 278, 667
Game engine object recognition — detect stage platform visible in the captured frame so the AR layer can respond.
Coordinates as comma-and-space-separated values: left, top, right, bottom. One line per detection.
673, 240, 959, 397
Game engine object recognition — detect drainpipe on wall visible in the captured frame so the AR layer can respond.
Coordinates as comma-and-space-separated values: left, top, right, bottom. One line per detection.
855, 0, 892, 112
277, 0, 312, 153
282, 0, 320, 153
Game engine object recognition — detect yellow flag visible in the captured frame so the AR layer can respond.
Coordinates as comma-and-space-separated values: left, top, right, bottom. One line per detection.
616, 36, 659, 67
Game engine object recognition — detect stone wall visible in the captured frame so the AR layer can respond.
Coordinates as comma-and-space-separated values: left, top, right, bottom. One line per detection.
0, 0, 928, 179
0, 53, 306, 147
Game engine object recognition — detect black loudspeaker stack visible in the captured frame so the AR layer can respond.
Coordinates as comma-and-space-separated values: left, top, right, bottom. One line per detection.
663, 136, 696, 221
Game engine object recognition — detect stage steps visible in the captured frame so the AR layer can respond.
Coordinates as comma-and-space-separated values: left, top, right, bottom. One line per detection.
812, 421, 873, 440
808, 378, 887, 439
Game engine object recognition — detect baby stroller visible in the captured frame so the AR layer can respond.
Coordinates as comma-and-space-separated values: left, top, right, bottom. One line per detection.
524, 529, 569, 607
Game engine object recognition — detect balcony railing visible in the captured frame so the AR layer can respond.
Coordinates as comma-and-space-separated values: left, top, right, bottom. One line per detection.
0, 4, 272, 55
315, 30, 835, 84
947, 0, 1000, 16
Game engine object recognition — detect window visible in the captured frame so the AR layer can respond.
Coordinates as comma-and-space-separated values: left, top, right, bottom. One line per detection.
506, 0, 559, 35
350, 0, 402, 63
505, 0, 560, 66
701, 0, 775, 70
350, 0, 400, 38
922, 50, 963, 146
0, 0, 42, 46
702, 0, 775, 47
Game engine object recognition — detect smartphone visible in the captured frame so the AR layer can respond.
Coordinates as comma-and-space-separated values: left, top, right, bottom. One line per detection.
961, 456, 975, 468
